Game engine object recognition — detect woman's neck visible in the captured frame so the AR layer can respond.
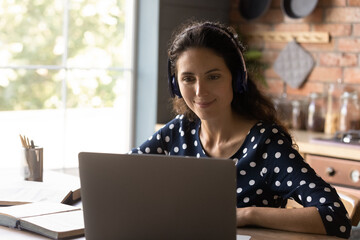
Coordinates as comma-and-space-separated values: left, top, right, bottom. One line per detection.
199, 112, 256, 158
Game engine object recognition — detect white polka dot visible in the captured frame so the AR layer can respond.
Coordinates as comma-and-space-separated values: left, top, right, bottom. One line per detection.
137, 150, 143, 154
274, 167, 280, 173
289, 153, 295, 159
243, 153, 248, 158
272, 128, 278, 133
300, 180, 306, 185
253, 144, 258, 149
194, 140, 198, 146
182, 143, 187, 149
287, 181, 292, 187
262, 153, 268, 159
233, 158, 239, 165
263, 199, 268, 205
174, 147, 179, 153
320, 197, 326, 203
324, 187, 331, 192
340, 226, 346, 233
275, 152, 281, 158
275, 181, 281, 186
196, 153, 200, 158
249, 180, 255, 186
164, 150, 168, 155
298, 195, 302, 200
243, 148, 247, 154
250, 162, 256, 167
326, 215, 333, 222
287, 167, 293, 173
165, 136, 170, 142
145, 147, 150, 153
260, 128, 265, 133
237, 188, 242, 193
334, 202, 340, 207
265, 138, 271, 144
309, 183, 316, 189
243, 197, 250, 203
257, 122, 263, 126
256, 189, 263, 195
191, 129, 196, 135
262, 167, 267, 174
251, 136, 255, 142
169, 124, 174, 129
301, 168, 308, 173
278, 139, 284, 145
307, 196, 312, 202
240, 170, 246, 175
148, 136, 153, 141
156, 134, 161, 140
180, 131, 184, 136
179, 115, 184, 119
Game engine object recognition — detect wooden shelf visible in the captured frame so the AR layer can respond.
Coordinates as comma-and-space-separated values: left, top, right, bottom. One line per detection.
246, 31, 330, 43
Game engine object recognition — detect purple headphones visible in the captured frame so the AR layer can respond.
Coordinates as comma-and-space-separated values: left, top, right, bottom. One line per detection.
167, 23, 248, 98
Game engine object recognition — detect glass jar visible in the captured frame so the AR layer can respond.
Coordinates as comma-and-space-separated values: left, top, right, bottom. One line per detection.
339, 92, 360, 132
324, 82, 343, 134
307, 92, 325, 132
291, 99, 307, 130
273, 95, 292, 129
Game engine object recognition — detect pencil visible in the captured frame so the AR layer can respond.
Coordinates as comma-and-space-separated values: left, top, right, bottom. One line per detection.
19, 134, 27, 148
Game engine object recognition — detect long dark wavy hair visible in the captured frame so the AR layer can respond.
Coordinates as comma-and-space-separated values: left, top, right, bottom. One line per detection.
167, 21, 292, 140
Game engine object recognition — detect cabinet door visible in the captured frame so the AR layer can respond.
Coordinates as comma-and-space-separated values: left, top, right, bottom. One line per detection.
306, 154, 360, 188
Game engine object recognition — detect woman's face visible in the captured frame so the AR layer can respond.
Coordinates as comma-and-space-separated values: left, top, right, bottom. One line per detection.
176, 47, 233, 121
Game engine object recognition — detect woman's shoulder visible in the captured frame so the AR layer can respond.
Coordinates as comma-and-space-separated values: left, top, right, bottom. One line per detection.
249, 121, 291, 142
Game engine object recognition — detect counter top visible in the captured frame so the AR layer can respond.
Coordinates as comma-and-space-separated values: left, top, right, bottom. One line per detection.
291, 130, 360, 161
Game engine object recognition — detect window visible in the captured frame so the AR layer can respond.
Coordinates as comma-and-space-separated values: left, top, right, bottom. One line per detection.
0, 0, 135, 169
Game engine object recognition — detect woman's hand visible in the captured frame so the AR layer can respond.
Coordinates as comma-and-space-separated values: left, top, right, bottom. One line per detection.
236, 207, 254, 227
236, 206, 326, 235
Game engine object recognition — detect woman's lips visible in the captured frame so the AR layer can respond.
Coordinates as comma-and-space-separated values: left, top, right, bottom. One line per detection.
195, 99, 215, 108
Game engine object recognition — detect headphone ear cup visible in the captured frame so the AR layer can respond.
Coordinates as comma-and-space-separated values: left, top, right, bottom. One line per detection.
172, 76, 182, 98
233, 69, 247, 94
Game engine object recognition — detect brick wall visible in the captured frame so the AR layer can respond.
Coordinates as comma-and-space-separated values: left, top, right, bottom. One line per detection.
230, 0, 360, 98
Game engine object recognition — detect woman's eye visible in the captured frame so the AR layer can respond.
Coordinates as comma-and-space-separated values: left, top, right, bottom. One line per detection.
208, 74, 220, 80
182, 76, 195, 82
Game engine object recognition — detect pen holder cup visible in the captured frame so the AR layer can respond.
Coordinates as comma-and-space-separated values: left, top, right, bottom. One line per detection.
22, 147, 43, 182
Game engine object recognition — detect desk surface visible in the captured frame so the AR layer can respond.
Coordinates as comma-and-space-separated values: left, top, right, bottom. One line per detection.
0, 226, 343, 239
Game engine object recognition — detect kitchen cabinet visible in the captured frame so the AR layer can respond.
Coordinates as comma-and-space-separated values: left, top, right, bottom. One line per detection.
292, 130, 360, 198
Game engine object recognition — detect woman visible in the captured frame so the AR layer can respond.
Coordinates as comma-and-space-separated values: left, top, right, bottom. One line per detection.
130, 21, 351, 238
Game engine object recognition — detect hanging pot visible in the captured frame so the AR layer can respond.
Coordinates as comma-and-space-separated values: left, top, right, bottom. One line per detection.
281, 0, 318, 19
238, 0, 272, 21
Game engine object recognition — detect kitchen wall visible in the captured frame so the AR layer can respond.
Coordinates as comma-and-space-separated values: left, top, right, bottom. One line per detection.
229, 0, 360, 98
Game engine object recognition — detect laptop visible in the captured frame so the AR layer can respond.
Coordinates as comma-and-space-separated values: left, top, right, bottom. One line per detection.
78, 152, 237, 240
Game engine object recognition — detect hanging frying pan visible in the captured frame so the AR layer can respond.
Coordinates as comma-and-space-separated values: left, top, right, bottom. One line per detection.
238, 0, 272, 21
281, 0, 318, 19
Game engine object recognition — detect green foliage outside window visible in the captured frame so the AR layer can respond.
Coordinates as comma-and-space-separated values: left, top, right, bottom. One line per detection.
0, 0, 127, 111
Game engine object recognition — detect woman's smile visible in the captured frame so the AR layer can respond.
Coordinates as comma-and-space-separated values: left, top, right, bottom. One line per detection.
194, 99, 216, 108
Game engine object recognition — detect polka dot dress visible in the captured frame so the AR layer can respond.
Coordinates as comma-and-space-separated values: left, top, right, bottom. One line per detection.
130, 115, 351, 238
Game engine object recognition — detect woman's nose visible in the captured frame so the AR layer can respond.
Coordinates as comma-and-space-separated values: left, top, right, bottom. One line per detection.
195, 79, 208, 96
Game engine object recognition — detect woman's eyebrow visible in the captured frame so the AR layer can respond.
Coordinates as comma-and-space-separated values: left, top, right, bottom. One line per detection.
179, 68, 221, 76
205, 68, 221, 74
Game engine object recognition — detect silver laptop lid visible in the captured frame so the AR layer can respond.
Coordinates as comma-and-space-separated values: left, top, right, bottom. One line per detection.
79, 152, 237, 240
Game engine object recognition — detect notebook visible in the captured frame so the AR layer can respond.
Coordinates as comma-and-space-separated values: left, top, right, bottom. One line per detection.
78, 152, 237, 240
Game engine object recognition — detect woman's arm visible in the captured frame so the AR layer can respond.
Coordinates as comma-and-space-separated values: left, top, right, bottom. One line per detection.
236, 206, 326, 234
